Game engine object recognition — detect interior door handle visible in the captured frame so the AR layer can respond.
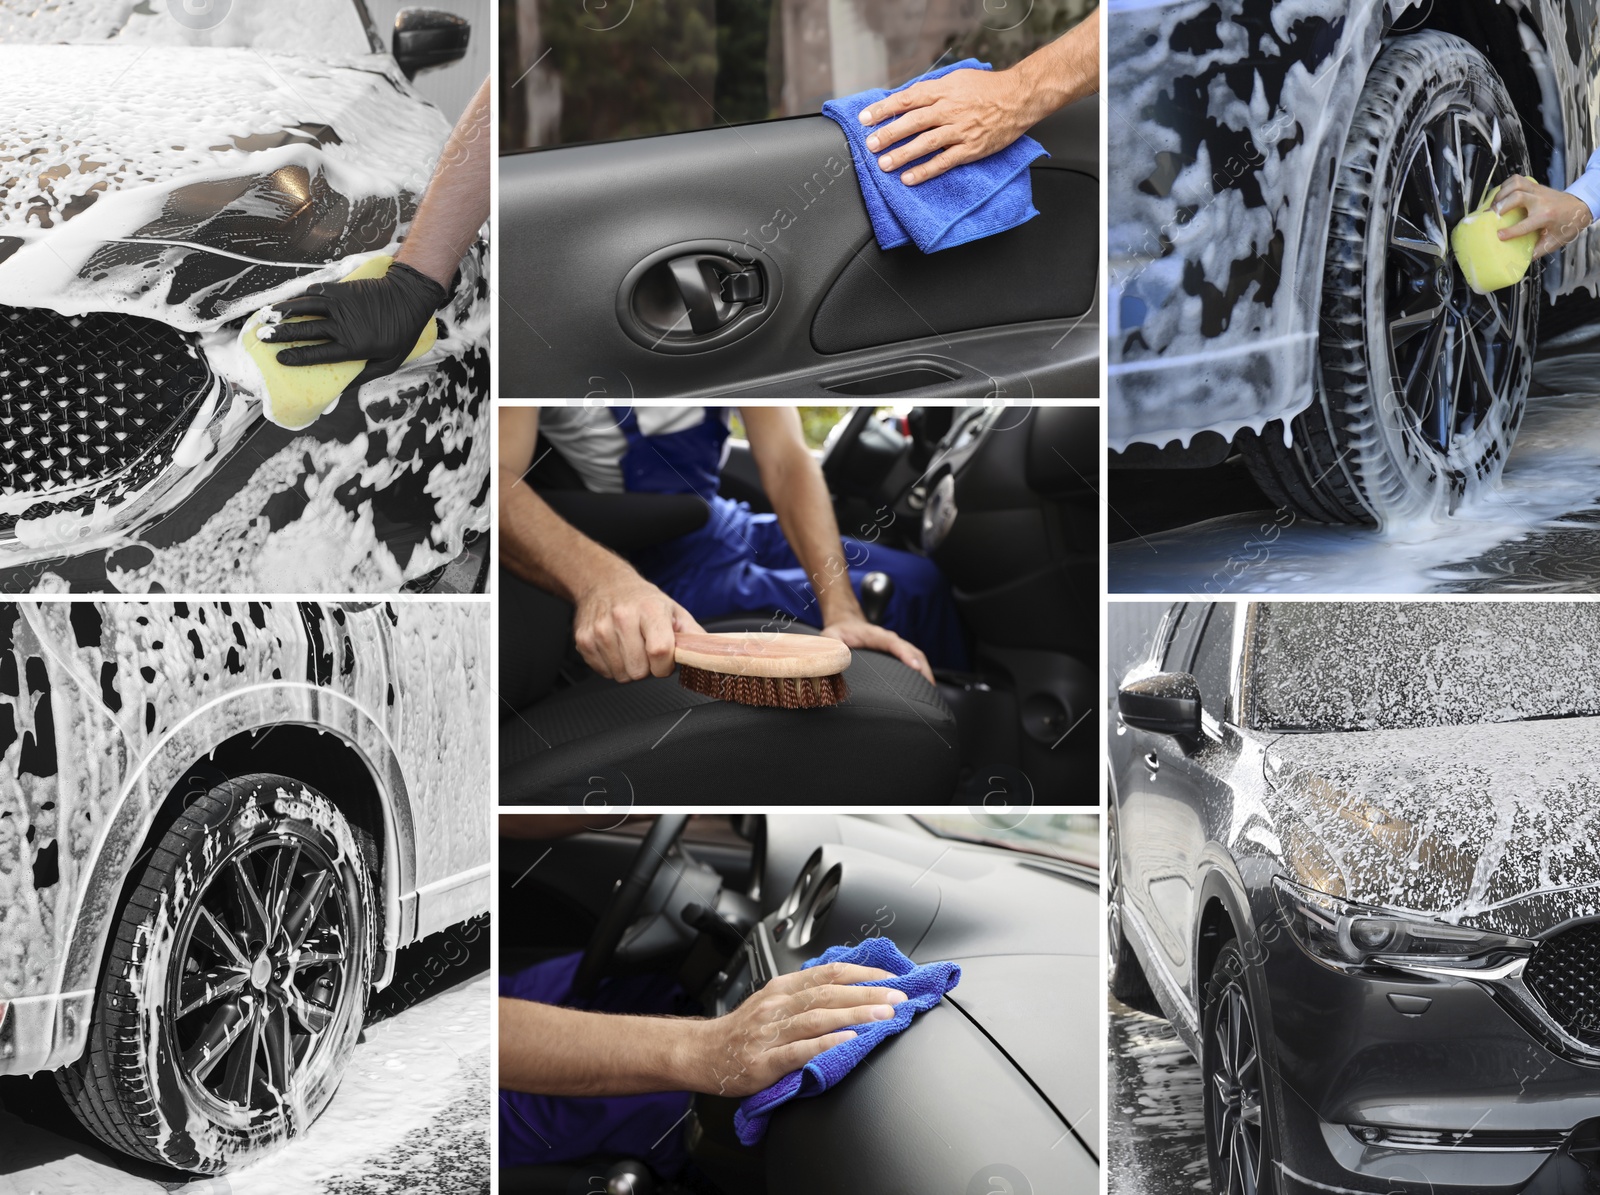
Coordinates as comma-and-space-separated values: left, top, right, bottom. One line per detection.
1144, 752, 1160, 772
667, 255, 763, 335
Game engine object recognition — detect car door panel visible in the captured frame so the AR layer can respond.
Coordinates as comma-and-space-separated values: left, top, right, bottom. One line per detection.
500, 96, 1098, 398
809, 166, 1098, 352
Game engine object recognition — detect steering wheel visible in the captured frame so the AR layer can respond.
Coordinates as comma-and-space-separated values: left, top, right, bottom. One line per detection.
571, 815, 690, 999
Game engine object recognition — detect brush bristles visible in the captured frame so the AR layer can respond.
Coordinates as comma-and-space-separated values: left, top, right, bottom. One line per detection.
677, 664, 849, 708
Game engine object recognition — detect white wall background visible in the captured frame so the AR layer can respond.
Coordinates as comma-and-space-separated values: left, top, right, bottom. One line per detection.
366, 0, 491, 122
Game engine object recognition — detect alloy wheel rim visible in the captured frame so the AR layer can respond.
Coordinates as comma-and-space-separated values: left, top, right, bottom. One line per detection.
1209, 980, 1264, 1195
1385, 104, 1530, 456
167, 833, 352, 1118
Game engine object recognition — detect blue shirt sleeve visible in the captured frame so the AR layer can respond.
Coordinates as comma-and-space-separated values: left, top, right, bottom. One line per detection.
1565, 148, 1600, 220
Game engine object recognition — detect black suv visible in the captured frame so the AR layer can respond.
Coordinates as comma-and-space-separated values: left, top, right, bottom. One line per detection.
1107, 600, 1600, 1195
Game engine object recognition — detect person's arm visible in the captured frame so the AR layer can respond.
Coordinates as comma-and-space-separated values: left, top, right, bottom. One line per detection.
262, 77, 492, 384
499, 963, 907, 1098
1494, 149, 1598, 259
395, 75, 492, 287
739, 408, 933, 683
858, 13, 1100, 186
499, 408, 703, 682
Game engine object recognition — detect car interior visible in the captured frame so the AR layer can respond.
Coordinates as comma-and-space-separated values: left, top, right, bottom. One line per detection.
499, 405, 1100, 804
498, 93, 1099, 399
497, 813, 1101, 1195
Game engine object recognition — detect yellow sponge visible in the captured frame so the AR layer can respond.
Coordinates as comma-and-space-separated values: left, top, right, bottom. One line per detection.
242, 255, 438, 430
1450, 192, 1537, 295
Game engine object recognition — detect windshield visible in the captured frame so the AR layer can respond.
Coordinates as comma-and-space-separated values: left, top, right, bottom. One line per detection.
0, 0, 374, 55
913, 812, 1099, 868
1247, 602, 1600, 732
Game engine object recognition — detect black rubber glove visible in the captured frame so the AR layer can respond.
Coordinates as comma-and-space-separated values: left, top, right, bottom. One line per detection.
264, 261, 448, 394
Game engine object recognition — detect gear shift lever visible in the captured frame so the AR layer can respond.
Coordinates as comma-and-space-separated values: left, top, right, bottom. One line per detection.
605, 1160, 657, 1194
859, 571, 893, 625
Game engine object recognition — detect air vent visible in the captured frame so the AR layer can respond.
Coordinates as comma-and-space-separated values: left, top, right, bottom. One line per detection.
791, 865, 841, 947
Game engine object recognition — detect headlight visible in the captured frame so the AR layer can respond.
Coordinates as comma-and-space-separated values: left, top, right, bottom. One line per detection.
1273, 877, 1535, 972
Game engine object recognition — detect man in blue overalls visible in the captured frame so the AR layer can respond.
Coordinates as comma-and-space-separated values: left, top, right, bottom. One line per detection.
500, 406, 966, 684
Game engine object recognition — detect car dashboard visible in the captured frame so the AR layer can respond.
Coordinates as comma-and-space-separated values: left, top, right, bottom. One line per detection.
688, 814, 1101, 1195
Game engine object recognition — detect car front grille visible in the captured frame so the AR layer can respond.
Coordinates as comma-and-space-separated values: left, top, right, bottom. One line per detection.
0, 305, 211, 524
1525, 921, 1600, 1047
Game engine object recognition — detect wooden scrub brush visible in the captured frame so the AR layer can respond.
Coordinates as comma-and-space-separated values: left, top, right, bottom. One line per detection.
674, 632, 852, 708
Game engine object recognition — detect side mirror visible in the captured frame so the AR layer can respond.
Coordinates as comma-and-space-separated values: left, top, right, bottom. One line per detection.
392, 8, 471, 80
1118, 672, 1202, 737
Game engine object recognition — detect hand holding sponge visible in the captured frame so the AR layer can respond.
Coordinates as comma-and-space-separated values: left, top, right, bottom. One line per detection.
241, 255, 443, 430
1451, 190, 1538, 295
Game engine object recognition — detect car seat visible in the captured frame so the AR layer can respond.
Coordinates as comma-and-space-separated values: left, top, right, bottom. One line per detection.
500, 436, 959, 804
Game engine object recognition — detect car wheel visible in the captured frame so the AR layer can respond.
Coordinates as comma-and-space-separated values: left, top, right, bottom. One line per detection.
1201, 939, 1272, 1195
1241, 30, 1538, 524
58, 774, 375, 1173
1106, 800, 1159, 1014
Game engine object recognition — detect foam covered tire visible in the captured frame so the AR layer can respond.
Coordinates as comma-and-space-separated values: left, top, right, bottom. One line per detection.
58, 774, 375, 1173
1241, 31, 1538, 524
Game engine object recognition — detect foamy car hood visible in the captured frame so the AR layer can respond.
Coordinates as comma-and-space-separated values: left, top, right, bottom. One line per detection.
0, 44, 447, 330
1263, 718, 1600, 937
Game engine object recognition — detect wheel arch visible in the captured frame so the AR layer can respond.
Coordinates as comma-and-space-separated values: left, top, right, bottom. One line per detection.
1193, 860, 1256, 1016
53, 684, 417, 1069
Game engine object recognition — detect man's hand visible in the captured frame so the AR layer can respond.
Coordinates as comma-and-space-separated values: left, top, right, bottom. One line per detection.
823, 616, 933, 685
682, 963, 907, 1098
574, 563, 704, 682
1494, 175, 1594, 259
859, 67, 1040, 187
263, 261, 446, 391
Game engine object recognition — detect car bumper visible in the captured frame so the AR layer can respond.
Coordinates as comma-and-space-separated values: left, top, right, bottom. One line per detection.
1259, 914, 1600, 1194
0, 990, 94, 1076
0, 389, 489, 594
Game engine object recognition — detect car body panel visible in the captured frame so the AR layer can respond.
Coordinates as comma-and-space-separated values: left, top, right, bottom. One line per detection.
0, 599, 490, 1075
1107, 0, 1600, 452
0, 45, 490, 591
499, 96, 1099, 399
1263, 720, 1600, 936
1109, 599, 1600, 1194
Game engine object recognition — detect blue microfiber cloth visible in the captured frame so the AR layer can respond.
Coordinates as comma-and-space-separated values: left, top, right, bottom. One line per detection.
733, 938, 960, 1145
821, 59, 1049, 253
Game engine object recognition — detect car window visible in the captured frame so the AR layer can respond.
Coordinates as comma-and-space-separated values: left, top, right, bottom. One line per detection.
913, 812, 1098, 869
1160, 602, 1198, 671
502, 0, 1097, 150
1190, 603, 1235, 723
0, 0, 375, 54
1248, 602, 1600, 732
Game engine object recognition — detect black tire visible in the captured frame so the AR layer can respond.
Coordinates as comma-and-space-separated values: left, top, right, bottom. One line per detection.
1241, 31, 1538, 524
1106, 799, 1160, 1015
1201, 940, 1273, 1195
58, 774, 375, 1173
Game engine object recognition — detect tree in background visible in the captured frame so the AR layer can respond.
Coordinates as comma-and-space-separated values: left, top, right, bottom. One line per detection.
541, 0, 718, 143
500, 0, 1097, 150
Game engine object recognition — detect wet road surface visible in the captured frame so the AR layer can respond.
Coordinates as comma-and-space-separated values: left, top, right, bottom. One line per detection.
1110, 327, 1600, 594
1108, 995, 1209, 1195
0, 919, 489, 1195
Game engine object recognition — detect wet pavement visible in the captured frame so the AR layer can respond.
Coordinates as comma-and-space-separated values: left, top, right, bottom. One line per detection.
1108, 995, 1209, 1195
0, 920, 489, 1195
1110, 327, 1600, 594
